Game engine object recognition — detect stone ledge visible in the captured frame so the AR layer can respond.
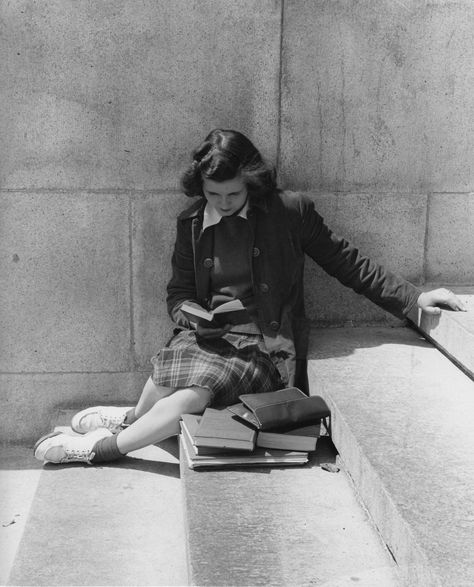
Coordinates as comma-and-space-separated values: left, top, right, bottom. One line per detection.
307, 326, 474, 587
408, 286, 474, 379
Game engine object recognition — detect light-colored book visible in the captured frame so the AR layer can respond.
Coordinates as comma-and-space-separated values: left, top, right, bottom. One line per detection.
180, 299, 246, 324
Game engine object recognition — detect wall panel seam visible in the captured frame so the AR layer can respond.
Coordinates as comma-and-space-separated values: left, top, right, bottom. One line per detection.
422, 193, 431, 286
0, 370, 150, 376
276, 0, 284, 175
128, 194, 137, 370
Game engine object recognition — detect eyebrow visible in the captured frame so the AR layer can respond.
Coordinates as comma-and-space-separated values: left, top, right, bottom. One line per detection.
206, 190, 242, 196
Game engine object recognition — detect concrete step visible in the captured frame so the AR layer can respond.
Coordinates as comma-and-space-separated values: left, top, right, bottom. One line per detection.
180, 435, 402, 586
408, 285, 474, 379
0, 447, 43, 586
6, 411, 187, 586
5, 412, 403, 587
307, 326, 474, 587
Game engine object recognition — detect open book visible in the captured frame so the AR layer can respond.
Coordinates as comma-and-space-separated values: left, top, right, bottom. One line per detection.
180, 299, 248, 325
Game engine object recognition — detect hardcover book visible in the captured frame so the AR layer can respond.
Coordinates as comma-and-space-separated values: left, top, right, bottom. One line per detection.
237, 388, 331, 431
226, 402, 260, 428
179, 415, 308, 469
256, 423, 320, 452
193, 407, 257, 452
181, 414, 248, 456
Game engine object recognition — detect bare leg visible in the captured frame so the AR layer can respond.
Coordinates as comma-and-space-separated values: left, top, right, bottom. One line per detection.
132, 376, 175, 420
116, 386, 211, 454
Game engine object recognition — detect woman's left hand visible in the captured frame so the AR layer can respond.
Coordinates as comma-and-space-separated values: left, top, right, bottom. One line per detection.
196, 322, 232, 339
417, 288, 467, 315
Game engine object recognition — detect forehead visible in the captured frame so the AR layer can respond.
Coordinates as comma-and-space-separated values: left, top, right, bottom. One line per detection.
202, 176, 245, 194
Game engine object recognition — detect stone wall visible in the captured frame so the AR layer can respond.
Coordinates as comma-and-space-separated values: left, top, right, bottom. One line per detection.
1, 0, 473, 441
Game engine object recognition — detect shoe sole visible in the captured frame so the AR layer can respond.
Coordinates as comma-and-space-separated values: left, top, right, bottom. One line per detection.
33, 430, 62, 455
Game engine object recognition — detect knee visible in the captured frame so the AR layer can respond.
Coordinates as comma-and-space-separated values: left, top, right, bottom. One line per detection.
166, 386, 212, 415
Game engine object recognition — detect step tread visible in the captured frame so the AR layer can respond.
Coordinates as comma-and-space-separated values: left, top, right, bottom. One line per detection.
308, 325, 474, 587
181, 435, 401, 586
8, 411, 187, 586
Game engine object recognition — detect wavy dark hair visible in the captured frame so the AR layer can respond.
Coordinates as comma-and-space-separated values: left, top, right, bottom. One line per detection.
181, 129, 277, 199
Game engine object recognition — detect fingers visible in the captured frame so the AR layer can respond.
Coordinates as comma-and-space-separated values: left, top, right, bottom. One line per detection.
418, 288, 468, 315
196, 323, 231, 339
440, 288, 467, 312
423, 305, 441, 316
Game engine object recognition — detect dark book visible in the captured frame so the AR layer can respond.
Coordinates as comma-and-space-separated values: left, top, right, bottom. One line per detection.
179, 416, 308, 469
237, 388, 331, 431
256, 423, 320, 452
226, 402, 260, 428
193, 407, 257, 452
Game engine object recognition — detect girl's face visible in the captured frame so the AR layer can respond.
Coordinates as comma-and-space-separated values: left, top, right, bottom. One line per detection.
202, 176, 248, 217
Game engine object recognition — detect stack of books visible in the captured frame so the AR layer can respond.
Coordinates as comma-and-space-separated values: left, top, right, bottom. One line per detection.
179, 389, 330, 469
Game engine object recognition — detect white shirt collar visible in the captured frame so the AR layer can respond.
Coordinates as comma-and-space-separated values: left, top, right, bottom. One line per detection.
202, 200, 249, 230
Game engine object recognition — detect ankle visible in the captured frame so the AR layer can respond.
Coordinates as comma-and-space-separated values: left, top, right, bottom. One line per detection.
123, 408, 137, 426
91, 433, 125, 463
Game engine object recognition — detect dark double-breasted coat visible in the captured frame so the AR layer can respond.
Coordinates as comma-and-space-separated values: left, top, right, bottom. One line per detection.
166, 190, 421, 391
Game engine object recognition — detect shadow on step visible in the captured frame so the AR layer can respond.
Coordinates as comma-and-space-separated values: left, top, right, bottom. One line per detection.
308, 324, 430, 361
42, 456, 181, 477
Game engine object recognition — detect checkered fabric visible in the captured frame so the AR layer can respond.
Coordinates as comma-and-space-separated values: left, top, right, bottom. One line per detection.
150, 329, 283, 406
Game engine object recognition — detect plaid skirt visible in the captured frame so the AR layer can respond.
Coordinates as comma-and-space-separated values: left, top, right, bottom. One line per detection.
150, 329, 283, 406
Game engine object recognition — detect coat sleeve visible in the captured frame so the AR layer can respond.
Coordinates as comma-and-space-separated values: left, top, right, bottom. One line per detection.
297, 195, 421, 319
166, 218, 197, 328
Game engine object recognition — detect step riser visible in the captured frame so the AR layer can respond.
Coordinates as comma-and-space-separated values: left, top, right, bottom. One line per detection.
308, 326, 474, 587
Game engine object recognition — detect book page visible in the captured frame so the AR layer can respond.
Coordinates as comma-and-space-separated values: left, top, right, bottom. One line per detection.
212, 299, 245, 315
180, 302, 213, 321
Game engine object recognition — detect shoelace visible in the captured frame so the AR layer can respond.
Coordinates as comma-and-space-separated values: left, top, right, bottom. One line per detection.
60, 447, 94, 463
101, 413, 125, 429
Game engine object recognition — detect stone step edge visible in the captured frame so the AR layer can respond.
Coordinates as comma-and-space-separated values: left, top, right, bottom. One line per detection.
307, 325, 474, 586
408, 285, 474, 379
310, 382, 438, 586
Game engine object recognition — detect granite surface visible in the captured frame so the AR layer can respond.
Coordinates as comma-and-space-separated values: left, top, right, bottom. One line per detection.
308, 326, 474, 586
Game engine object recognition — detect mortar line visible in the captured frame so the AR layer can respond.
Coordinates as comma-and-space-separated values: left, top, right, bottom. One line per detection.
275, 0, 285, 175
0, 188, 181, 196
0, 188, 472, 196
0, 370, 150, 376
421, 193, 431, 286
128, 194, 137, 369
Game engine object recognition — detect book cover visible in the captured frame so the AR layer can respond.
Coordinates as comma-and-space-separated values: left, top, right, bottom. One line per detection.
239, 387, 307, 410
226, 403, 260, 428
179, 419, 308, 469
256, 423, 320, 452
238, 389, 331, 431
193, 408, 257, 451
181, 414, 250, 456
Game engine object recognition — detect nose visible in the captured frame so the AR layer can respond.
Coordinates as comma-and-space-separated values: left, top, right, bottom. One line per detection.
220, 195, 230, 208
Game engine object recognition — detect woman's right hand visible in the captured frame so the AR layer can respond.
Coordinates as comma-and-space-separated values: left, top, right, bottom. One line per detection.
196, 321, 232, 339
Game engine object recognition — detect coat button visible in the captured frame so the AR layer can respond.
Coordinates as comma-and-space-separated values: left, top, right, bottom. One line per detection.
252, 247, 261, 257
259, 283, 269, 293
203, 257, 214, 268
270, 321, 280, 331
